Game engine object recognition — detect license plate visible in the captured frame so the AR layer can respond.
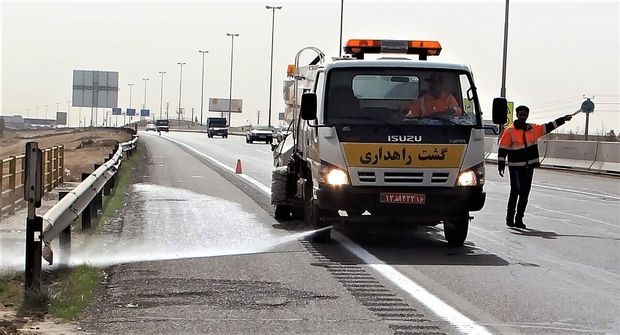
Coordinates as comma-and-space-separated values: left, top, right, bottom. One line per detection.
380, 192, 426, 204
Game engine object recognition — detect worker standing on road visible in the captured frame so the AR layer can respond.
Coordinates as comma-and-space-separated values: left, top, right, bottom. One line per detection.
498, 106, 572, 228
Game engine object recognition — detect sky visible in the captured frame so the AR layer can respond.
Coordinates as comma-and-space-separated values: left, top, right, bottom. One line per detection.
1, 0, 619, 134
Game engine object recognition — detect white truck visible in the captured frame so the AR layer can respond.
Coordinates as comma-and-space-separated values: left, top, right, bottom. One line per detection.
272, 39, 499, 245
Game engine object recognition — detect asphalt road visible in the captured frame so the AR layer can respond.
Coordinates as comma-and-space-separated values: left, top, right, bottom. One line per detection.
83, 130, 619, 334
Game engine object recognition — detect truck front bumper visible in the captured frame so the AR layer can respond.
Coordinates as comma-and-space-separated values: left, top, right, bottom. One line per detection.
316, 185, 485, 218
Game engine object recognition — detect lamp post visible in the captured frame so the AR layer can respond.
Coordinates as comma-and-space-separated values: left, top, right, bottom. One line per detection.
266, 6, 282, 128
66, 100, 70, 126
142, 78, 149, 123
128, 83, 134, 126
177, 62, 186, 128
199, 50, 209, 126
226, 33, 239, 125
158, 71, 166, 120
498, 0, 510, 136
339, 0, 344, 57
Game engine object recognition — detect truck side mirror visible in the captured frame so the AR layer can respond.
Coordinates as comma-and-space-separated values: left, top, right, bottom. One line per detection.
492, 98, 508, 125
300, 93, 317, 120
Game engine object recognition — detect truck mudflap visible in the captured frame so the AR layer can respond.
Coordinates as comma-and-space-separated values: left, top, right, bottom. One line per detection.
316, 185, 485, 217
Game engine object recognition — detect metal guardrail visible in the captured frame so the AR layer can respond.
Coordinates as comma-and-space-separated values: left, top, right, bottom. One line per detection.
0, 146, 64, 222
39, 136, 138, 264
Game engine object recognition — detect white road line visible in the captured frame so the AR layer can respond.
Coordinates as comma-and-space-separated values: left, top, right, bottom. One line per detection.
164, 136, 491, 334
332, 231, 492, 335
532, 183, 620, 200
530, 204, 620, 229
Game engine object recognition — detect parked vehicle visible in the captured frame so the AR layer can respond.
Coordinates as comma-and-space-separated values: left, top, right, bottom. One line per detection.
246, 126, 274, 144
207, 117, 228, 138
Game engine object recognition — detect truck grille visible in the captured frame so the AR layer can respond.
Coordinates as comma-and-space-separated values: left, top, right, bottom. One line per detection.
384, 172, 423, 184
355, 170, 454, 186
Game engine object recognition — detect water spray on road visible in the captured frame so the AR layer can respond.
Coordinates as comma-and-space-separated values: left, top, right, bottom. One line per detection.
0, 184, 330, 271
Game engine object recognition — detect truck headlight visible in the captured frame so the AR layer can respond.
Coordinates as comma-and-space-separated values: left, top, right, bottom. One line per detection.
457, 163, 485, 186
457, 171, 477, 186
326, 168, 349, 185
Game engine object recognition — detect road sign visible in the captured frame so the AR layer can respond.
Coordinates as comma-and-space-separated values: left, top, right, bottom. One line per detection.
112, 108, 122, 115
140, 109, 150, 117
72, 70, 119, 108
126, 108, 136, 116
209, 98, 243, 113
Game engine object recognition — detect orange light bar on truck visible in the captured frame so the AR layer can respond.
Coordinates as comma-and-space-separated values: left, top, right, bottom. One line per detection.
344, 39, 442, 60
287, 64, 297, 77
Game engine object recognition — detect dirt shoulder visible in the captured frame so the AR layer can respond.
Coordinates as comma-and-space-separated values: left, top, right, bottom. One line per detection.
0, 128, 133, 181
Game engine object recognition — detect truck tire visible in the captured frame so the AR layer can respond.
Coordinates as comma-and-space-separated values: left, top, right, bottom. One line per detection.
304, 183, 331, 242
274, 204, 292, 220
444, 217, 469, 247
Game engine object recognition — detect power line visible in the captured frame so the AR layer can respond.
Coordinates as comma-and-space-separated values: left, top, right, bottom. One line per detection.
529, 96, 582, 108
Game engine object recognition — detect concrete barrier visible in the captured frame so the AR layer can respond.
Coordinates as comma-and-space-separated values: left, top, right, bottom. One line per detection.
589, 142, 620, 174
540, 140, 597, 170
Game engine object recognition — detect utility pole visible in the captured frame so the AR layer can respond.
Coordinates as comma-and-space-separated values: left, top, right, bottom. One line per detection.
226, 33, 239, 126
339, 0, 344, 57
177, 62, 186, 129
266, 6, 282, 127
158, 71, 166, 119
498, 0, 510, 137
199, 50, 209, 126
257, 110, 261, 125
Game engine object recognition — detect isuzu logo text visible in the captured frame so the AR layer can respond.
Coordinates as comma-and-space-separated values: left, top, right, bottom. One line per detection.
387, 135, 422, 143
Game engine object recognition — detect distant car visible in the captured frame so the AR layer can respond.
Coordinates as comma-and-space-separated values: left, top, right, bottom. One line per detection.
146, 123, 157, 132
276, 125, 292, 142
156, 119, 170, 132
246, 126, 274, 144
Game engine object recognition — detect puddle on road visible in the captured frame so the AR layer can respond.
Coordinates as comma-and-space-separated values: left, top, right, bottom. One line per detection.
1, 184, 324, 271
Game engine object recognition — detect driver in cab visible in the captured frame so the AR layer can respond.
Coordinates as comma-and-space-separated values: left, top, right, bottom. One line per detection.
407, 74, 462, 118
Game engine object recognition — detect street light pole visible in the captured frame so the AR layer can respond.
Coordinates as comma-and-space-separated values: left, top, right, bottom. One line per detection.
199, 50, 209, 126
226, 33, 239, 125
498, 0, 510, 137
177, 62, 186, 129
158, 71, 166, 120
128, 83, 134, 126
339, 0, 344, 57
142, 78, 149, 123
66, 100, 70, 126
266, 6, 282, 128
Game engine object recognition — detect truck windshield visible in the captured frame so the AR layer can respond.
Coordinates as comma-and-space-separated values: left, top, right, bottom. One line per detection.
324, 68, 479, 126
208, 119, 227, 127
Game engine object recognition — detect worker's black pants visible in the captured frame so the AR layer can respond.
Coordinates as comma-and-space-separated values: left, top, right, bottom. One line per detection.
507, 166, 534, 223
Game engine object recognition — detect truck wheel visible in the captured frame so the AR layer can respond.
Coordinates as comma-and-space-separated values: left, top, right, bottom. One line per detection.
274, 204, 292, 220
304, 182, 331, 242
444, 217, 469, 246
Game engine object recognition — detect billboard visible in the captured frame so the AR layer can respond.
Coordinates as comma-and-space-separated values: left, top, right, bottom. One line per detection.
112, 108, 122, 115
126, 108, 136, 116
140, 109, 150, 117
72, 70, 119, 108
209, 98, 242, 113
56, 112, 67, 125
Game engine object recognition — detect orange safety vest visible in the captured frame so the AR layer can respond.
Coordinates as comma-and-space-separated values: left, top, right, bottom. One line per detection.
408, 93, 463, 117
498, 118, 565, 168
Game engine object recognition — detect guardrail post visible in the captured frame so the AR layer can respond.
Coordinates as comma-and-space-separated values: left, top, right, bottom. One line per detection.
81, 173, 92, 230
24, 142, 43, 298
8, 157, 16, 215
45, 149, 52, 193
93, 164, 103, 210
52, 147, 59, 188
0, 159, 3, 223
58, 191, 71, 267
59, 145, 65, 184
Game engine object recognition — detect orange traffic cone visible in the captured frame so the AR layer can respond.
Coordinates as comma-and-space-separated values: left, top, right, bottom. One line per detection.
235, 159, 243, 174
